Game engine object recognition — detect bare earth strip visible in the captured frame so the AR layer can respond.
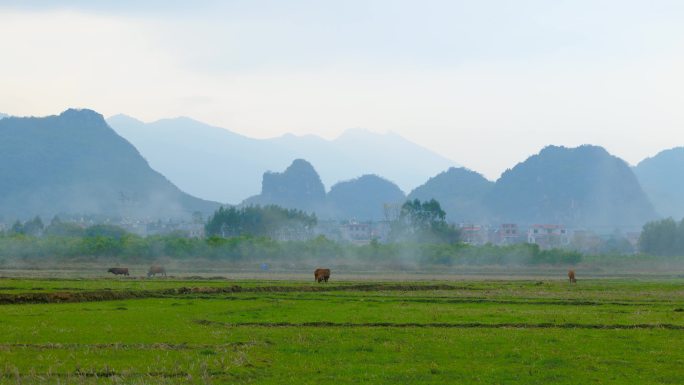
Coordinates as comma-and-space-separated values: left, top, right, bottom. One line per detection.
194, 319, 684, 330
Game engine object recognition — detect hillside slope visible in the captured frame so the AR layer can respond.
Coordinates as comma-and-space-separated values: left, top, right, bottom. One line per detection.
486, 145, 657, 229
408, 167, 493, 223
327, 175, 406, 221
634, 147, 684, 219
0, 109, 219, 220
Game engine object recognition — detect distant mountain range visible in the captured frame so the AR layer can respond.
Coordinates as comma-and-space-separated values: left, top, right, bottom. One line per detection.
2, 108, 683, 231
0, 109, 219, 220
634, 148, 684, 220
245, 147, 659, 230
107, 115, 458, 203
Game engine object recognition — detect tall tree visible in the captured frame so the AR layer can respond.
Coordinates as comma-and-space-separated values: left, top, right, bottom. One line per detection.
390, 199, 459, 244
22, 216, 44, 236
639, 218, 679, 255
205, 205, 317, 240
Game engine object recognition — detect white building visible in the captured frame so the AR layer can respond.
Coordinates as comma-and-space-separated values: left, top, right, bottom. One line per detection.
527, 224, 570, 249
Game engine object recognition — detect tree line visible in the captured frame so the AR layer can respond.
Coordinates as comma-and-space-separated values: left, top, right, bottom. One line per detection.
0, 232, 581, 266
0, 200, 583, 266
639, 217, 684, 256
205, 205, 316, 239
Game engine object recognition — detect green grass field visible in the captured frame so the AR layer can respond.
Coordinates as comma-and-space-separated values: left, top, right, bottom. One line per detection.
0, 277, 683, 384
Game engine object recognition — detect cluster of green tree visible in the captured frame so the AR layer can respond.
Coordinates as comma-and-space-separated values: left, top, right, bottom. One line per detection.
639, 217, 684, 256
569, 233, 635, 255
1, 223, 145, 259
8, 217, 126, 238
415, 243, 582, 266
205, 205, 317, 239
9, 216, 46, 236
389, 199, 460, 244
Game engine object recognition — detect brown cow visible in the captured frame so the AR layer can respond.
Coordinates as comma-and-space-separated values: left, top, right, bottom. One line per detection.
314, 268, 331, 283
147, 265, 167, 278
568, 269, 577, 283
107, 267, 129, 276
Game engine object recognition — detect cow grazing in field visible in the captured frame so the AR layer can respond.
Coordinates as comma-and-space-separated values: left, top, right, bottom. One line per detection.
107, 267, 129, 276
147, 265, 167, 278
314, 268, 331, 283
568, 269, 577, 283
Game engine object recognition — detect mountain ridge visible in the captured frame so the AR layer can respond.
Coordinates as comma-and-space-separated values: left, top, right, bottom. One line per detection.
485, 145, 657, 229
408, 167, 493, 223
107, 115, 460, 203
326, 174, 406, 221
2, 110, 674, 230
0, 109, 220, 221
243, 159, 327, 214
634, 147, 684, 219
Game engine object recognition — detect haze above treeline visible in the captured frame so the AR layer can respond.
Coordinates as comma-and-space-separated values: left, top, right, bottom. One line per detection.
0, 109, 682, 232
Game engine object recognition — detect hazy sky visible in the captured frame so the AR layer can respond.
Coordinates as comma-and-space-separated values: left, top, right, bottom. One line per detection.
1, 1, 684, 180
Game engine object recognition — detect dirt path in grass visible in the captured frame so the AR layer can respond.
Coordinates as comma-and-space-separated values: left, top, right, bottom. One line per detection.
194, 319, 684, 330
0, 283, 473, 304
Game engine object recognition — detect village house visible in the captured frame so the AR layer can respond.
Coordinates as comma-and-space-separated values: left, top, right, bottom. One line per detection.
340, 221, 372, 245
493, 223, 522, 245
337, 221, 391, 245
459, 224, 489, 245
527, 224, 570, 249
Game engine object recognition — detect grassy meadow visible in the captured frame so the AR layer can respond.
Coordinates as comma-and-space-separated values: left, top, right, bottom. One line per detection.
0, 277, 682, 384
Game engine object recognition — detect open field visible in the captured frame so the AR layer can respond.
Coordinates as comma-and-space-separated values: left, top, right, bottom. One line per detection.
0, 277, 683, 384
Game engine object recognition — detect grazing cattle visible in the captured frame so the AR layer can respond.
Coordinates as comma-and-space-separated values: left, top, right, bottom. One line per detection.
147, 265, 167, 278
314, 268, 331, 283
568, 269, 577, 283
107, 267, 129, 276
